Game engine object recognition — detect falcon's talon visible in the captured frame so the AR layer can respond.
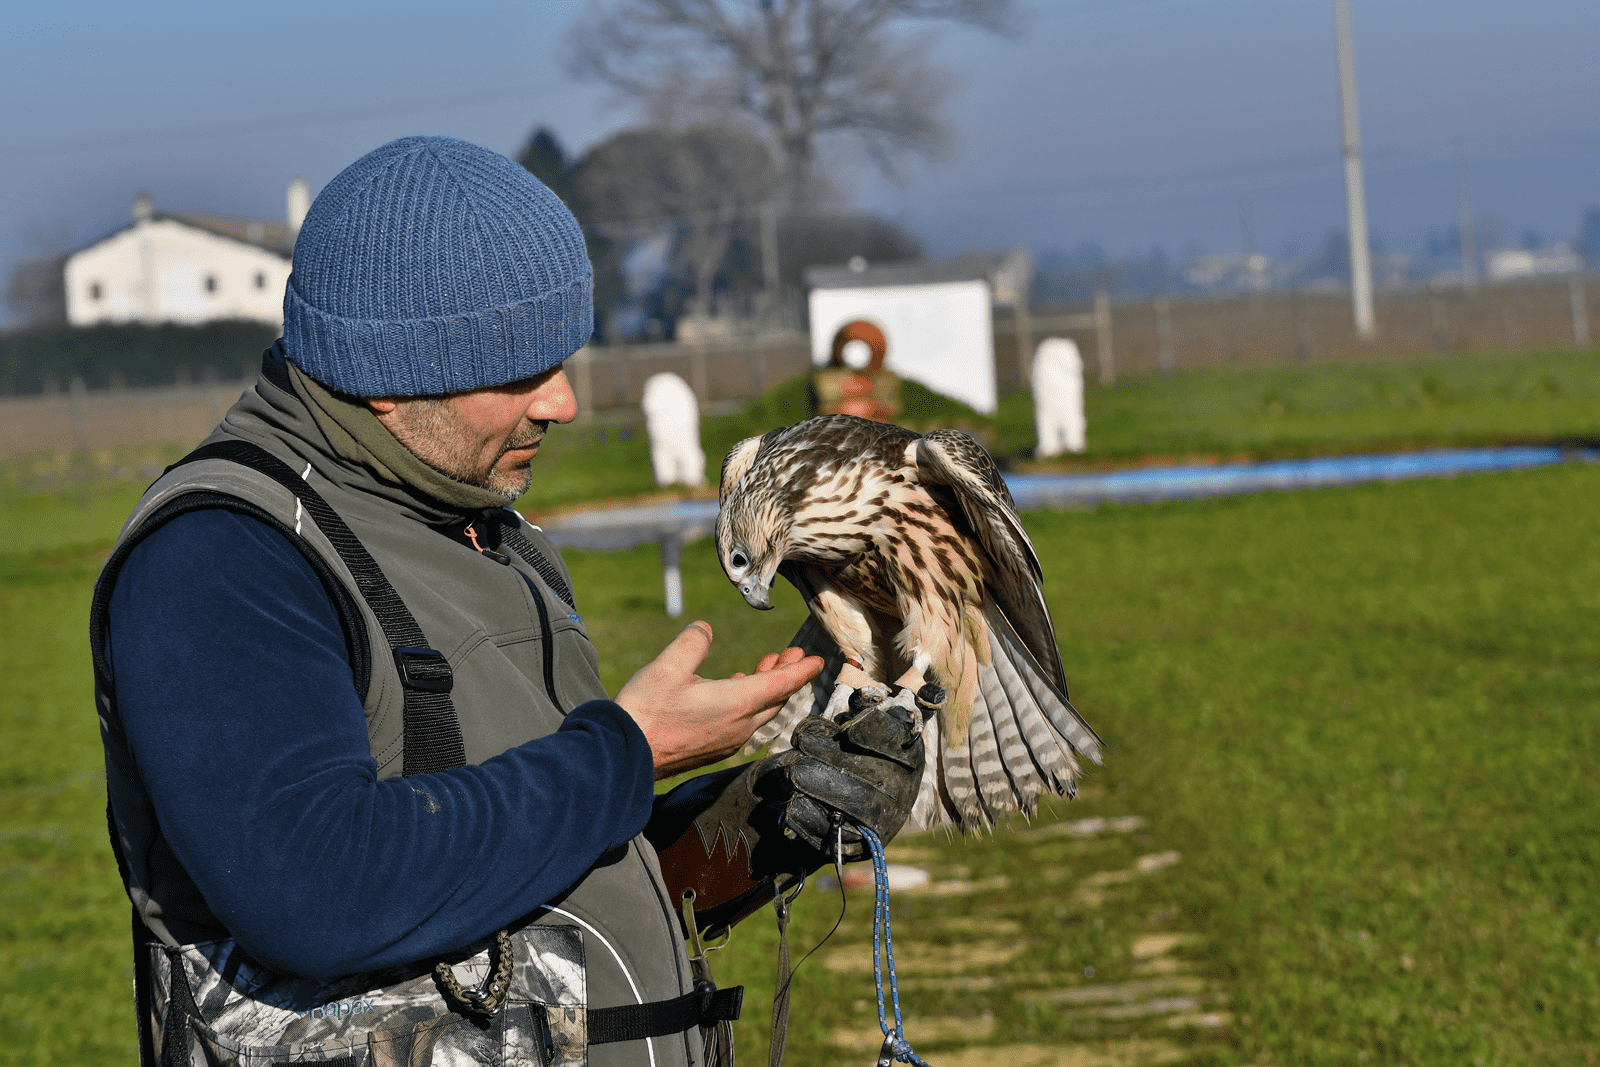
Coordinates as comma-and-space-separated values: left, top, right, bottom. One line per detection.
881, 686, 922, 730
883, 686, 920, 714
848, 686, 889, 714
822, 682, 854, 720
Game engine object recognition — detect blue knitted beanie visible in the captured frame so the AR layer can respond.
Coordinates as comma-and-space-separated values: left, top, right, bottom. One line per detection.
282, 136, 593, 397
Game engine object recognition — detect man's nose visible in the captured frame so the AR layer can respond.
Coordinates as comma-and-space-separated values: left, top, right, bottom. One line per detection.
528, 368, 578, 424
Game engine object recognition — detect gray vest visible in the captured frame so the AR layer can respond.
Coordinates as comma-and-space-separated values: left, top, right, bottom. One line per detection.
96, 368, 699, 1067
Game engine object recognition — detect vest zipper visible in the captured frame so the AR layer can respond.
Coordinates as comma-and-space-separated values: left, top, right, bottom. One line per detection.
516, 570, 564, 712
458, 518, 563, 711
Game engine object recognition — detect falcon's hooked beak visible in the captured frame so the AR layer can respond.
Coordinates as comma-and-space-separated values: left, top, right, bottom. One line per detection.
738, 573, 774, 610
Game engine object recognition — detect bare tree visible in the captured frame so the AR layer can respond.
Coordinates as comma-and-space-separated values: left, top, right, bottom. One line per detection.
4, 226, 73, 331
567, 0, 1018, 205
575, 124, 777, 322
3, 254, 68, 331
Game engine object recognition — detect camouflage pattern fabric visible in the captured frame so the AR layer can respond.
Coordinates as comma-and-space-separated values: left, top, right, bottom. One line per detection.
150, 922, 588, 1066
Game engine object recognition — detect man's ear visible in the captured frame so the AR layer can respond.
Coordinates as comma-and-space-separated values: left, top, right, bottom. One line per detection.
367, 397, 400, 415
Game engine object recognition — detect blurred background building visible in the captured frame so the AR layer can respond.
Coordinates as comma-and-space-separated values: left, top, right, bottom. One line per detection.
63, 181, 305, 329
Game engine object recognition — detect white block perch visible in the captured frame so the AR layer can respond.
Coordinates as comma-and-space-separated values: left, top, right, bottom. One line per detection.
1032, 337, 1087, 457
641, 372, 706, 487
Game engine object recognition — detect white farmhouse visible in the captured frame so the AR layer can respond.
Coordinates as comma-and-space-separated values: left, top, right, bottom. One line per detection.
64, 179, 309, 328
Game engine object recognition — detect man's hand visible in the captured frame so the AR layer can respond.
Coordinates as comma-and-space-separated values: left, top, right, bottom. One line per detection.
617, 621, 824, 779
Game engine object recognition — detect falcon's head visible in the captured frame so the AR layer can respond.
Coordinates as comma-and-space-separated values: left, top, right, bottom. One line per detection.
716, 431, 793, 610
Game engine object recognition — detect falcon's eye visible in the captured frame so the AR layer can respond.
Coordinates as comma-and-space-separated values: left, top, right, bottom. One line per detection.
730, 551, 749, 569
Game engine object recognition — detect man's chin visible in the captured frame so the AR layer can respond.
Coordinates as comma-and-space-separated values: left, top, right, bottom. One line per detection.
484, 465, 534, 501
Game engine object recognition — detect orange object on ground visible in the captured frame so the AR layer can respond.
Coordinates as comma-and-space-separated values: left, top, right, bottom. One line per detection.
812, 319, 901, 422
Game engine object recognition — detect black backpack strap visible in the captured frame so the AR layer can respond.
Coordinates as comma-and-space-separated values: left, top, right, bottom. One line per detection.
92, 438, 467, 776
497, 513, 576, 611
178, 439, 467, 776
587, 978, 743, 1045
90, 492, 373, 707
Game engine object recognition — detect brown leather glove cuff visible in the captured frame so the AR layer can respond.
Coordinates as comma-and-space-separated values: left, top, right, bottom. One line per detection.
645, 764, 819, 939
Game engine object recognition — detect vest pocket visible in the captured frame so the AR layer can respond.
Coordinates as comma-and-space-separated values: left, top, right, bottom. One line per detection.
152, 925, 589, 1066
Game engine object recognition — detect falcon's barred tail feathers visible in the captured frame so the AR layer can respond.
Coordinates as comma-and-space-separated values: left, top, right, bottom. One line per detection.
986, 601, 1101, 770
913, 601, 1098, 831
719, 414, 1103, 833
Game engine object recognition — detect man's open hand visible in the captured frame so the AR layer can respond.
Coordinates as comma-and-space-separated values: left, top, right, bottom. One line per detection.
616, 621, 824, 779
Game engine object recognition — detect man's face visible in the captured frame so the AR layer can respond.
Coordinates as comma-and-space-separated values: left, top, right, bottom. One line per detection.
369, 365, 577, 500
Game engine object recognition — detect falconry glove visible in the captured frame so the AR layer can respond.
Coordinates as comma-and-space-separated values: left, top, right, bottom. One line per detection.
767, 685, 933, 861
646, 684, 935, 938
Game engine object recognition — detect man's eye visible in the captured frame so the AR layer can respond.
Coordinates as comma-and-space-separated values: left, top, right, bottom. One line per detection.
731, 552, 748, 569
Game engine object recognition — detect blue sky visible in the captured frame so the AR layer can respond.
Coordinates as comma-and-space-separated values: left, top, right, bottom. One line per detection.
2, 0, 1596, 324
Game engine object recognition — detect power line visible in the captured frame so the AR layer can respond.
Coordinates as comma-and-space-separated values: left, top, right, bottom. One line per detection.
0, 81, 565, 162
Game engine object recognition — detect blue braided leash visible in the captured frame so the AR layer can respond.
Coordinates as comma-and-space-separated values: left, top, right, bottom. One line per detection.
860, 826, 932, 1067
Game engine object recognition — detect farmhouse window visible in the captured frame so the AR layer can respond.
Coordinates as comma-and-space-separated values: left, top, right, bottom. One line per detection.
255, 271, 267, 289
205, 274, 218, 293
89, 282, 103, 300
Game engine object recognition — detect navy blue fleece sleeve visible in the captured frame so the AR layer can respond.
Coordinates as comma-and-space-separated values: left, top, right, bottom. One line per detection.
107, 508, 655, 980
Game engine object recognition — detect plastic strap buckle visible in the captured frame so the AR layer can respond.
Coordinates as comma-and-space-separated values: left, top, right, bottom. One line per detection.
393, 646, 453, 693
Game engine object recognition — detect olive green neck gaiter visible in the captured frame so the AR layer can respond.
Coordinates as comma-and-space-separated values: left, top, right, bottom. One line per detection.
286, 359, 515, 515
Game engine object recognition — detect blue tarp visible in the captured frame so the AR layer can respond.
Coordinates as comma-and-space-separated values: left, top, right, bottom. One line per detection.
538, 446, 1595, 551
1004, 446, 1593, 509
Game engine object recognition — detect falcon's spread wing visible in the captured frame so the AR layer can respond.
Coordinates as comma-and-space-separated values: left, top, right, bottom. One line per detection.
912, 429, 1056, 684
911, 430, 1104, 794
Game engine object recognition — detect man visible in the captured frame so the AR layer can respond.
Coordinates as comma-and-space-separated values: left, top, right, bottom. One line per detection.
91, 137, 926, 1067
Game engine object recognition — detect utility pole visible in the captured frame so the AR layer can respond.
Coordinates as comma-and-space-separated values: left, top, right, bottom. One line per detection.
1240, 198, 1262, 297
1572, 275, 1590, 348
1155, 298, 1175, 373
1457, 157, 1479, 293
1334, 0, 1376, 338
1094, 288, 1115, 385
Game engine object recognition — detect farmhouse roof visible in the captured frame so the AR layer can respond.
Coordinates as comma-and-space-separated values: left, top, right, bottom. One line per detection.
74, 210, 296, 260
804, 256, 991, 290
73, 182, 310, 261
803, 245, 1033, 306
161, 210, 297, 256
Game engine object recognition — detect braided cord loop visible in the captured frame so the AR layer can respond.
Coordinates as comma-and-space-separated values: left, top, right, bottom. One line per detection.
434, 928, 515, 1016
863, 827, 931, 1067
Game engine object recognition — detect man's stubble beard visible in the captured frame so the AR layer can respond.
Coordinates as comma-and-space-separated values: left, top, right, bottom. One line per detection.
386, 398, 544, 501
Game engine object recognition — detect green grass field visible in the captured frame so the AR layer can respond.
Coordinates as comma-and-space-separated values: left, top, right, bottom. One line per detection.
2, 352, 1598, 1065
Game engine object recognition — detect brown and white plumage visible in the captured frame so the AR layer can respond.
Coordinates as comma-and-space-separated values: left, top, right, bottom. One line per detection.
716, 414, 1102, 832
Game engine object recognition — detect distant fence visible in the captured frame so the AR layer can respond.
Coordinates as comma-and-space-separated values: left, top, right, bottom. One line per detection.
0, 379, 245, 459
566, 334, 813, 418
998, 272, 1596, 388
2, 273, 1594, 459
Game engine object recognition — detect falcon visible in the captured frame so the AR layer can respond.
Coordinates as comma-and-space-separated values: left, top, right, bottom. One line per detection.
716, 414, 1102, 832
